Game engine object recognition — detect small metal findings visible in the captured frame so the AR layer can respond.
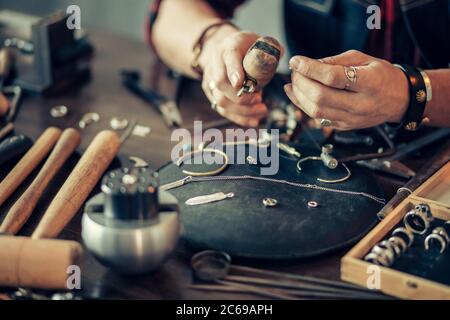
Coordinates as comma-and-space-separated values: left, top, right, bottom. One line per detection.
50, 105, 68, 118
129, 156, 149, 168
277, 142, 301, 158
424, 227, 449, 254
110, 117, 129, 130
262, 198, 278, 208
307, 201, 318, 208
79, 112, 100, 129
132, 124, 151, 137
246, 155, 257, 165
320, 144, 338, 169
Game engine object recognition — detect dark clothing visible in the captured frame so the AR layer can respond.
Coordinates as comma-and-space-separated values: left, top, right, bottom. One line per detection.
148, 0, 450, 68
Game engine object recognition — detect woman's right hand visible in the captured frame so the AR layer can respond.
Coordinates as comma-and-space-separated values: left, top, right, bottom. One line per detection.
199, 27, 272, 127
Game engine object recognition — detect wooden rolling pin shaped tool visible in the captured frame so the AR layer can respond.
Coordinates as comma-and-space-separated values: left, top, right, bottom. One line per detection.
237, 36, 282, 97
0, 128, 81, 234
32, 130, 120, 239
0, 127, 62, 208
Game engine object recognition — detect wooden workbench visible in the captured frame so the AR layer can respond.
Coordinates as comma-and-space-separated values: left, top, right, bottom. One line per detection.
0, 30, 423, 299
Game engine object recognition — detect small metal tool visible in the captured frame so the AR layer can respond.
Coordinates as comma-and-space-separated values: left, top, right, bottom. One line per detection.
186, 192, 234, 206
121, 70, 182, 128
277, 142, 301, 158
190, 250, 387, 300
119, 118, 137, 144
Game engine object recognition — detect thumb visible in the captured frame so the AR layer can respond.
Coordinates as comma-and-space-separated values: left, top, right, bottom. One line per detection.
321, 49, 372, 66
222, 47, 245, 88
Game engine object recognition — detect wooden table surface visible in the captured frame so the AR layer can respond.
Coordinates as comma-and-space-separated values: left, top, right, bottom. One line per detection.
0, 30, 412, 300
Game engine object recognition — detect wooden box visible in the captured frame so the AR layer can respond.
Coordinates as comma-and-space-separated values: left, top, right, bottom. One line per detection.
341, 161, 450, 299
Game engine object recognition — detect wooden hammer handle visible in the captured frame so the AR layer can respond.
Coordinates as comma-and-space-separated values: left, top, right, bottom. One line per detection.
0, 127, 61, 208
32, 130, 120, 239
0, 128, 81, 234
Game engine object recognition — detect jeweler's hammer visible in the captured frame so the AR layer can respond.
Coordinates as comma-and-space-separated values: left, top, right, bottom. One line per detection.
237, 36, 282, 97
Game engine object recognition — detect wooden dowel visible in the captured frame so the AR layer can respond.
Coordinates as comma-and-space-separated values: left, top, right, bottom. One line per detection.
31, 130, 120, 239
0, 128, 81, 234
0, 127, 61, 208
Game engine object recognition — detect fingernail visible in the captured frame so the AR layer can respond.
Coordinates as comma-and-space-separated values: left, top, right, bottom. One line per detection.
230, 72, 240, 87
289, 57, 300, 70
284, 83, 292, 94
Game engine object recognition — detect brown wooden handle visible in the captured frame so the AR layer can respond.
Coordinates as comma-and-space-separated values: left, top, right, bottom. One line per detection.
242, 36, 282, 90
0, 127, 62, 208
0, 128, 81, 235
32, 130, 120, 239
0, 236, 83, 289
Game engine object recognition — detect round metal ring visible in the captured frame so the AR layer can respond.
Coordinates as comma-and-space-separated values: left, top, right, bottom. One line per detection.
191, 250, 232, 282
403, 207, 433, 235
372, 242, 395, 266
344, 66, 358, 89
307, 201, 318, 208
364, 252, 383, 266
424, 234, 447, 254
388, 236, 408, 256
320, 119, 332, 127
262, 198, 278, 208
392, 227, 414, 247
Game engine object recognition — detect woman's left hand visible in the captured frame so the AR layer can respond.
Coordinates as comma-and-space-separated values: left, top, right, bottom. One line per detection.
284, 50, 410, 131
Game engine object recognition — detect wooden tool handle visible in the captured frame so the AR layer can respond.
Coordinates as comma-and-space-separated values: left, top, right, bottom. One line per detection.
0, 236, 83, 289
242, 36, 282, 90
32, 130, 120, 239
0, 127, 62, 208
0, 128, 81, 235
0, 93, 9, 116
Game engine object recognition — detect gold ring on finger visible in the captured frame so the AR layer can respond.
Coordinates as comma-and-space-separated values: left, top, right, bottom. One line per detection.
344, 66, 357, 89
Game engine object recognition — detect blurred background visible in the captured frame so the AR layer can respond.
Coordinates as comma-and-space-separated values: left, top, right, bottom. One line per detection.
0, 0, 289, 68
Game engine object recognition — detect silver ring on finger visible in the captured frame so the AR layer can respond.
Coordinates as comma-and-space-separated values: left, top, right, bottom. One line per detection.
344, 66, 357, 90
320, 118, 332, 127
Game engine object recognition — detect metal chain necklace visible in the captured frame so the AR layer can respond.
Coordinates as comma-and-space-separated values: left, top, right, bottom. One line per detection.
160, 175, 386, 205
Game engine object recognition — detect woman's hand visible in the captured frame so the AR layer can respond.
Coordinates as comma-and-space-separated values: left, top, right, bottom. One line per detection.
199, 27, 274, 127
284, 50, 410, 131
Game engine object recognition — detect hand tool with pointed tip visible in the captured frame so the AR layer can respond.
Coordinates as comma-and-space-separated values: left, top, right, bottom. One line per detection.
121, 70, 182, 128
0, 128, 81, 235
